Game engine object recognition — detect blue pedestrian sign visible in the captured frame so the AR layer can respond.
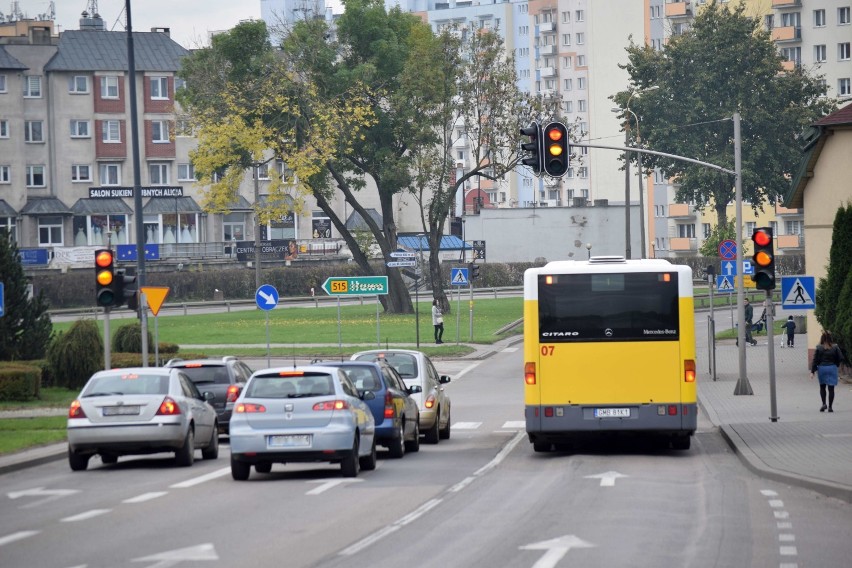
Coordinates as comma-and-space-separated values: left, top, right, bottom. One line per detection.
0, 282, 4, 317
781, 276, 815, 310
255, 284, 279, 311
451, 267, 469, 286
716, 275, 735, 293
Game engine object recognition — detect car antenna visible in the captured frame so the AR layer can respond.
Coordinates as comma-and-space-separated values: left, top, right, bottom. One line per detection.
292, 344, 297, 369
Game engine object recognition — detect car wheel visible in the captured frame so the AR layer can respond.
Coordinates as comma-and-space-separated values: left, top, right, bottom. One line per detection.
387, 421, 405, 459
231, 455, 251, 481
671, 435, 691, 451
359, 437, 377, 471
254, 462, 272, 474
68, 449, 90, 471
424, 411, 440, 444
201, 423, 219, 460
340, 436, 360, 478
175, 428, 195, 467
404, 420, 420, 453
100, 454, 118, 465
439, 408, 451, 440
533, 440, 553, 453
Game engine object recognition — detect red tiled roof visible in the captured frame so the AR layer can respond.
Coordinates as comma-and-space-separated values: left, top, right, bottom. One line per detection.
815, 100, 852, 126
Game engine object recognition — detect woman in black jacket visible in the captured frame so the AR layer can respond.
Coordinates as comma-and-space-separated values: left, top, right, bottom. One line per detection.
810, 331, 848, 412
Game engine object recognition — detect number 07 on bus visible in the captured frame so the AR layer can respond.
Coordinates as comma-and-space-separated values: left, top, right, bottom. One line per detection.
523, 257, 696, 452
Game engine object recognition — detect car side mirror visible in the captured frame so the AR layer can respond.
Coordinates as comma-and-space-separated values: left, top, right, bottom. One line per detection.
439, 375, 451, 384
407, 385, 423, 395
203, 391, 215, 402
362, 390, 376, 401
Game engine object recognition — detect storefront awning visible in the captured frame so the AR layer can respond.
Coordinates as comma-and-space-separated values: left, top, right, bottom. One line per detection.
397, 234, 470, 252
21, 197, 72, 216
345, 208, 382, 231
143, 196, 202, 214
227, 196, 253, 211
0, 199, 17, 217
71, 198, 133, 216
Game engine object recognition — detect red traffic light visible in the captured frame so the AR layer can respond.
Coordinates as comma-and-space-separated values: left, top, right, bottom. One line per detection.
753, 229, 771, 247
751, 227, 775, 291
542, 122, 569, 177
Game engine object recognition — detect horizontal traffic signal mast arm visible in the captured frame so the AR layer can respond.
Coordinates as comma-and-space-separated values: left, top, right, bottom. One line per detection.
569, 142, 736, 175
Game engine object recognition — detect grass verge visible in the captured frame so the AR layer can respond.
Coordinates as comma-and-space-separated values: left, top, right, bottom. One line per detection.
0, 416, 67, 454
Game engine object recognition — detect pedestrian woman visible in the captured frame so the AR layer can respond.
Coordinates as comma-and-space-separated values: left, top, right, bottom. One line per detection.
783, 316, 796, 348
431, 299, 444, 344
810, 331, 847, 412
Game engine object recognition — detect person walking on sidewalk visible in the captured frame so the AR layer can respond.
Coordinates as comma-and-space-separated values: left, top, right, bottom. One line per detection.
810, 331, 848, 412
744, 298, 757, 346
783, 316, 796, 348
432, 299, 444, 345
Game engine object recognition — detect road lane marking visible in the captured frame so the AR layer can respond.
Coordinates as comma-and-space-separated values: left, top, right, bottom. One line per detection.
306, 479, 362, 495
502, 421, 526, 429
123, 492, 168, 503
0, 531, 39, 546
170, 467, 231, 488
474, 431, 524, 476
501, 347, 519, 352
584, 471, 627, 487
452, 363, 479, 381
61, 509, 111, 522
452, 422, 482, 430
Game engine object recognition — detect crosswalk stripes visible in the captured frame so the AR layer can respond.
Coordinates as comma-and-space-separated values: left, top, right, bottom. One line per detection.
451, 421, 524, 430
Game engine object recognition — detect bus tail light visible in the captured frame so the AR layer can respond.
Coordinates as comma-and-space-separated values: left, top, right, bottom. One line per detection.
524, 362, 536, 385
684, 360, 696, 383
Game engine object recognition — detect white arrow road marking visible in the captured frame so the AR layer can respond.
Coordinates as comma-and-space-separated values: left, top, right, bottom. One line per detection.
170, 467, 230, 489
8, 487, 81, 508
61, 509, 111, 522
584, 471, 627, 487
306, 478, 362, 495
0, 530, 40, 547
257, 290, 277, 306
520, 535, 596, 568
132, 543, 218, 567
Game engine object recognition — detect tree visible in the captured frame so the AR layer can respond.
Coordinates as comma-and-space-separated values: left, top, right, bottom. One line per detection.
698, 222, 737, 258
0, 233, 52, 361
614, 1, 835, 229
815, 203, 852, 352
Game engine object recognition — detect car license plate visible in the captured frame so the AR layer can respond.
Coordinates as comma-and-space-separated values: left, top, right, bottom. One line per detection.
103, 406, 140, 416
268, 434, 311, 448
595, 408, 630, 418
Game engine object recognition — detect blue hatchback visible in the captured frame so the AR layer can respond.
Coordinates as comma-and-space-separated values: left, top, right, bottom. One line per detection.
312, 361, 421, 458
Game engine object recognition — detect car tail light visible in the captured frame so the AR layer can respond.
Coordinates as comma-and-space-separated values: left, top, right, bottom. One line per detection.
384, 391, 395, 419
235, 403, 266, 413
424, 394, 436, 409
313, 400, 350, 411
156, 397, 181, 416
68, 400, 86, 419
524, 362, 536, 385
226, 384, 241, 403
684, 359, 696, 383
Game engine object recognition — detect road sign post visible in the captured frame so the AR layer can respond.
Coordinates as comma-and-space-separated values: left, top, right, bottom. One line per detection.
0, 282, 4, 317
140, 286, 170, 366
255, 285, 279, 367
321, 277, 389, 349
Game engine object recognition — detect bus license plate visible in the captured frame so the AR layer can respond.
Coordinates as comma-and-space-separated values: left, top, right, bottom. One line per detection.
595, 408, 630, 418
268, 435, 311, 448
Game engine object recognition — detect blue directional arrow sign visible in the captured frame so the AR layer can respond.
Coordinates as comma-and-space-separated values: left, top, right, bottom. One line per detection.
781, 276, 815, 310
0, 282, 4, 317
255, 284, 279, 311
721, 261, 737, 276
716, 275, 735, 293
451, 267, 469, 286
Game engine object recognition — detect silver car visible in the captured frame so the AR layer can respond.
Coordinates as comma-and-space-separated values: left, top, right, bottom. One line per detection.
67, 367, 219, 471
350, 349, 452, 444
229, 366, 377, 480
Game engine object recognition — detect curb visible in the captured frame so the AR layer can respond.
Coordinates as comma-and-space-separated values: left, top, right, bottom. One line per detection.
0, 443, 66, 476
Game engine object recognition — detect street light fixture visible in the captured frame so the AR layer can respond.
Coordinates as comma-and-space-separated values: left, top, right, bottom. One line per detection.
586, 243, 592, 259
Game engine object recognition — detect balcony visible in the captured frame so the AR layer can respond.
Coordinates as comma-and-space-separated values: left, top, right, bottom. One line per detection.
777, 234, 803, 249
665, 2, 692, 18
775, 203, 802, 216
781, 59, 798, 71
669, 237, 698, 251
539, 44, 556, 56
667, 203, 698, 219
538, 22, 555, 33
539, 67, 557, 78
771, 0, 801, 7
771, 26, 801, 43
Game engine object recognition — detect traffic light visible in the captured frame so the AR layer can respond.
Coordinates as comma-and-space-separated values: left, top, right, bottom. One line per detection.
115, 269, 138, 310
469, 262, 480, 281
95, 249, 116, 307
751, 227, 775, 291
542, 122, 569, 177
520, 122, 543, 176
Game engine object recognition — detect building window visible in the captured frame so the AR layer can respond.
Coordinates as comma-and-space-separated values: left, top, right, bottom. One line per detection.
102, 120, 121, 143
70, 120, 90, 138
839, 78, 851, 96
563, 78, 572, 90
815, 44, 827, 62
23, 75, 41, 98
151, 120, 170, 143
24, 120, 44, 143
576, 33, 585, 45
702, 223, 711, 239
563, 100, 573, 113
814, 9, 826, 27
38, 216, 63, 246
577, 55, 586, 66
0, 165, 9, 183
678, 224, 695, 238
562, 34, 571, 46
577, 77, 586, 90
0, 119, 9, 138
562, 56, 572, 68
150, 76, 169, 99
100, 76, 119, 99
575, 10, 584, 22
577, 99, 587, 112
561, 11, 570, 23
99, 164, 121, 186
578, 167, 588, 178
177, 163, 195, 181
840, 7, 851, 25
840, 42, 851, 61
71, 164, 91, 182
176, 118, 192, 136
786, 220, 803, 235
149, 163, 170, 185
68, 75, 89, 93
781, 12, 800, 27
745, 221, 756, 237
26, 165, 46, 187
0, 74, 6, 93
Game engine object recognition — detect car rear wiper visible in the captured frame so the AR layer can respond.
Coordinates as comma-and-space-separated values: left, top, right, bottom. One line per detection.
83, 392, 124, 397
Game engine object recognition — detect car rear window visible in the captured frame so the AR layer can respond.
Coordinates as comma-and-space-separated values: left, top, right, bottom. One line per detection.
354, 353, 418, 378
342, 367, 383, 391
84, 373, 169, 396
247, 373, 334, 398
178, 365, 230, 385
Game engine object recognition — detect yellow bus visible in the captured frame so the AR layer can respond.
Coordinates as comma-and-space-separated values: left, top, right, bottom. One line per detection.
523, 257, 696, 451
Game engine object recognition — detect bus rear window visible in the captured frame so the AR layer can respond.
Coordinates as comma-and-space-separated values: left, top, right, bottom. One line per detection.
538, 272, 680, 342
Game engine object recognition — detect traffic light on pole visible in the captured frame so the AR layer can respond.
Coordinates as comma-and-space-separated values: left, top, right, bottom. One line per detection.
469, 262, 480, 281
542, 122, 569, 177
115, 269, 139, 310
519, 122, 543, 176
751, 227, 775, 291
95, 249, 117, 307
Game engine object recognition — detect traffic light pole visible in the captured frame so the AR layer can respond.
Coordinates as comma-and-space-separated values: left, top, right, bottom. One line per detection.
766, 293, 779, 421
103, 307, 111, 370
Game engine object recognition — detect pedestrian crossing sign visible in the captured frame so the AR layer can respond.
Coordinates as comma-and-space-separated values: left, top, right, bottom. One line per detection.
715, 275, 734, 293
451, 267, 469, 286
781, 276, 815, 310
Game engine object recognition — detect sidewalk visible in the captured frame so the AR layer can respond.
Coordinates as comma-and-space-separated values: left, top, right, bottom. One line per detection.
2, 335, 851, 503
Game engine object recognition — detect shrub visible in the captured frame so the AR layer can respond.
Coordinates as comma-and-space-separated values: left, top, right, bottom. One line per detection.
113, 322, 154, 353
47, 320, 103, 391
158, 342, 180, 354
0, 364, 41, 401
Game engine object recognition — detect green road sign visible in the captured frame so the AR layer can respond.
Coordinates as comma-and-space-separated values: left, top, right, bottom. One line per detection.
322, 276, 388, 296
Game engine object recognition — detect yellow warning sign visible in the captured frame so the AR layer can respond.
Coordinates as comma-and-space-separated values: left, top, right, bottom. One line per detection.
734, 276, 756, 289
140, 286, 170, 316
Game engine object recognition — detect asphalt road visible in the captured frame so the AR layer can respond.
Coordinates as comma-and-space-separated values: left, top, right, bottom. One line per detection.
2, 348, 851, 568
